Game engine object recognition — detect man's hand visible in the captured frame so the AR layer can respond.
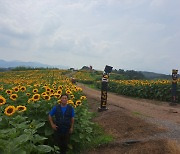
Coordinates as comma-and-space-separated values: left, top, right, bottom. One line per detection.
69, 127, 73, 134
51, 123, 58, 130
48, 115, 58, 130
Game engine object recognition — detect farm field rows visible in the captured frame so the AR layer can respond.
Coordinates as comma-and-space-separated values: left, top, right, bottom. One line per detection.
0, 70, 110, 154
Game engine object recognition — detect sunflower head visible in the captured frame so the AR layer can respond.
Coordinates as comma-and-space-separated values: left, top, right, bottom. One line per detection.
50, 89, 54, 93
4, 105, 16, 116
26, 93, 31, 96
6, 89, 12, 95
16, 105, 27, 112
0, 87, 4, 91
0, 95, 6, 106
66, 90, 72, 95
70, 94, 75, 100
10, 94, 18, 101
20, 86, 26, 92
80, 96, 87, 100
68, 100, 74, 105
43, 95, 51, 101
33, 89, 38, 93
13, 87, 19, 92
75, 100, 82, 106
57, 90, 62, 94
32, 94, 40, 101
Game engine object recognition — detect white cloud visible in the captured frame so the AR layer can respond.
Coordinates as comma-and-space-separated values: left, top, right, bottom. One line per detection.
0, 0, 180, 74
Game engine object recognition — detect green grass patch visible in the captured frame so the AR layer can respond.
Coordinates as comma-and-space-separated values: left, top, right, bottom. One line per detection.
79, 123, 113, 154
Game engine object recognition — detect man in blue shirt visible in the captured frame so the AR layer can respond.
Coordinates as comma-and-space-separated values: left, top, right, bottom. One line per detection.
48, 94, 75, 154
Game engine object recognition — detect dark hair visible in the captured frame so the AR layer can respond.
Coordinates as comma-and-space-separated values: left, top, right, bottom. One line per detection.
60, 94, 69, 98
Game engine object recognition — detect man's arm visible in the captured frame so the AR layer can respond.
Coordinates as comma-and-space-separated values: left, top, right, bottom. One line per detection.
48, 115, 58, 130
69, 117, 74, 133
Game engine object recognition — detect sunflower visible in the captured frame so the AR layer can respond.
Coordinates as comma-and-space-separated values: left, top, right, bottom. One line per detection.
6, 89, 12, 95
57, 90, 62, 94
43, 95, 51, 101
16, 105, 27, 112
46, 91, 50, 95
41, 92, 47, 97
80, 96, 87, 100
50, 89, 54, 94
0, 95, 6, 106
73, 104, 77, 108
33, 88, 38, 93
13, 87, 19, 92
70, 94, 75, 100
54, 93, 61, 98
10, 94, 18, 101
66, 90, 72, 95
0, 87, 4, 91
75, 100, 82, 106
26, 93, 31, 96
77, 88, 82, 91
68, 100, 74, 105
4, 105, 16, 116
28, 98, 33, 103
20, 86, 26, 92
58, 85, 63, 90
32, 94, 40, 101
46, 87, 50, 92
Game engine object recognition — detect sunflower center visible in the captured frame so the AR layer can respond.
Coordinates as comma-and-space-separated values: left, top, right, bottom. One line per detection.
18, 107, 24, 111
0, 99, 3, 103
45, 96, 49, 99
12, 95, 16, 99
34, 95, 38, 99
7, 108, 13, 113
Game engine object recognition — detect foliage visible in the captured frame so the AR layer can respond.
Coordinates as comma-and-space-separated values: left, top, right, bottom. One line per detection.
0, 69, 112, 153
95, 79, 180, 103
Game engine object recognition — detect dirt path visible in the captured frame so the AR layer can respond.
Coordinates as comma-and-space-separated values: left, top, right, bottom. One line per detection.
78, 83, 180, 154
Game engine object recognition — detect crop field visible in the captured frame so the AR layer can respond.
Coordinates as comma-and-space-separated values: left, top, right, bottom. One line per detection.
72, 70, 180, 103
0, 70, 110, 154
0, 69, 179, 154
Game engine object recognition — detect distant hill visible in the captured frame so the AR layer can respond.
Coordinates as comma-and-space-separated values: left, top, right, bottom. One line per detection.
140, 71, 171, 80
0, 59, 68, 69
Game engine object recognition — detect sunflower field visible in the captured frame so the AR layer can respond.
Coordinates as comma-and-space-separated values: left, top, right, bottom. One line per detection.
95, 79, 180, 103
71, 70, 180, 103
0, 70, 110, 154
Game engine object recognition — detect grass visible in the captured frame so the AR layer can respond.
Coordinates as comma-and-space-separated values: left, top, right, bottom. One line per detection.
79, 123, 113, 154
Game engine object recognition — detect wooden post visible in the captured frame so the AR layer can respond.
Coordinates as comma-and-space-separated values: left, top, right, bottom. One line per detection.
98, 65, 113, 112
170, 69, 178, 106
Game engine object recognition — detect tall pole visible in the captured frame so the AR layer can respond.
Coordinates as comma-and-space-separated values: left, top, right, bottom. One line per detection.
98, 65, 113, 112
170, 69, 178, 106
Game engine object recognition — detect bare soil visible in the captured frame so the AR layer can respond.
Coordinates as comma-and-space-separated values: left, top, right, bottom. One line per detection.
78, 83, 180, 154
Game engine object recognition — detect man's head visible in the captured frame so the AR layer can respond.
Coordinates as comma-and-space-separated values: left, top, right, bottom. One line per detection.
60, 94, 69, 106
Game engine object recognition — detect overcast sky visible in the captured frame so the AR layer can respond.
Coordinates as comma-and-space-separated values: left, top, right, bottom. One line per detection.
0, 0, 180, 74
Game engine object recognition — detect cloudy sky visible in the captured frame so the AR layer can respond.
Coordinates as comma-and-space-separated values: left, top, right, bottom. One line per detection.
0, 0, 180, 74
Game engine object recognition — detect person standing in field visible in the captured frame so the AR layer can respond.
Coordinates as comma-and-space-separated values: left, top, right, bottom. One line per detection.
48, 94, 75, 154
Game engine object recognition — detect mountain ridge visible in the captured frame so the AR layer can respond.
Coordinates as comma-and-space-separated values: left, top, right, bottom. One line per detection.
0, 59, 68, 69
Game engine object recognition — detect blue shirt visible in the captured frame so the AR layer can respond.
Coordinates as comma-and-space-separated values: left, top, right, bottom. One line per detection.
49, 105, 75, 117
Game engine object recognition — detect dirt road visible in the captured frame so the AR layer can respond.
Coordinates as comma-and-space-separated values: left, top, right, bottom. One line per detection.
78, 83, 180, 154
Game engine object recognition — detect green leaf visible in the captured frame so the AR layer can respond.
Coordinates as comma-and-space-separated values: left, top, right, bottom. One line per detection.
14, 149, 27, 154
33, 134, 47, 143
86, 136, 91, 142
68, 144, 73, 150
37, 145, 53, 153
45, 128, 53, 136
35, 122, 45, 129
13, 134, 29, 144
79, 133, 84, 139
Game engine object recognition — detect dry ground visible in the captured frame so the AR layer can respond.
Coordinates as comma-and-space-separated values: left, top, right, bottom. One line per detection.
78, 83, 180, 154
